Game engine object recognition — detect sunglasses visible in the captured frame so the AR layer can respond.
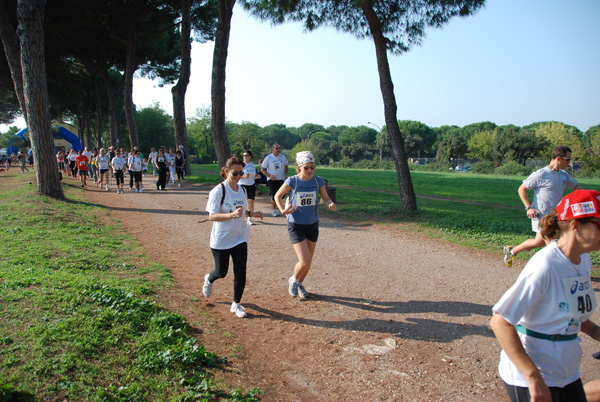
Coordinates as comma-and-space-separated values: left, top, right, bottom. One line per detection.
231, 170, 245, 177
274, 148, 280, 150
561, 156, 571, 161
302, 166, 315, 171
243, 154, 250, 157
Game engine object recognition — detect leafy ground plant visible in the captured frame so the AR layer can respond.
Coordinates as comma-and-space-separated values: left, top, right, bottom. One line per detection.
0, 175, 260, 401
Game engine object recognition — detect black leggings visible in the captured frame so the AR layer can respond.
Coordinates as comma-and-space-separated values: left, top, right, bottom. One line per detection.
176, 167, 184, 181
114, 170, 124, 186
209, 242, 247, 303
503, 378, 586, 402
156, 168, 167, 189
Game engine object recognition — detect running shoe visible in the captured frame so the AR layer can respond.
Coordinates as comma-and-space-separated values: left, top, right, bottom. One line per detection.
230, 302, 247, 318
202, 274, 213, 298
503, 245, 515, 268
288, 276, 298, 298
139, 188, 143, 193
135, 188, 139, 193
247, 217, 253, 226
298, 282, 309, 298
271, 210, 278, 217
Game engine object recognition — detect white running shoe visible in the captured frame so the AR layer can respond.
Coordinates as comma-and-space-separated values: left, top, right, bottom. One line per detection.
202, 274, 213, 298
298, 282, 309, 298
271, 210, 278, 217
106, 184, 109, 191
247, 217, 253, 225
288, 276, 298, 298
230, 302, 247, 318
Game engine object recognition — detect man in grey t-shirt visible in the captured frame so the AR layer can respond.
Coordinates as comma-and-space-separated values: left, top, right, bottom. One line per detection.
503, 145, 581, 267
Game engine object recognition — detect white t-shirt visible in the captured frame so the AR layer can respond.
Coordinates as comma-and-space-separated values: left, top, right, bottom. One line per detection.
67, 152, 77, 162
522, 166, 579, 218
239, 162, 256, 186
128, 155, 142, 172
148, 151, 158, 163
261, 153, 288, 181
493, 241, 595, 388
97, 155, 110, 170
83, 151, 92, 162
111, 156, 126, 171
206, 181, 249, 250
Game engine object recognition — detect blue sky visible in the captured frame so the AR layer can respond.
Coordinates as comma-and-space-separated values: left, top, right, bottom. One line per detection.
4, 0, 599, 134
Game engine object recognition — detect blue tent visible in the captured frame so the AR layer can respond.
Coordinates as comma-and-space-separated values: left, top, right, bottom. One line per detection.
15, 126, 82, 152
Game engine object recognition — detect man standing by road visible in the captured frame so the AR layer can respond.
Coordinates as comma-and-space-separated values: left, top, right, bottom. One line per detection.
503, 145, 581, 267
261, 143, 288, 217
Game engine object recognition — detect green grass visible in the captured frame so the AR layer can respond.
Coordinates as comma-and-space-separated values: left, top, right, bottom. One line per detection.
0, 175, 260, 402
190, 164, 600, 268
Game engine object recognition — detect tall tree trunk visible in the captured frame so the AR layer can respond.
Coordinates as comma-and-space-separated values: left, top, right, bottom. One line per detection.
361, 4, 417, 211
102, 69, 122, 148
95, 75, 104, 148
84, 109, 92, 149
0, 0, 27, 122
211, 0, 235, 168
172, 0, 191, 175
123, 16, 139, 149
16, 0, 63, 199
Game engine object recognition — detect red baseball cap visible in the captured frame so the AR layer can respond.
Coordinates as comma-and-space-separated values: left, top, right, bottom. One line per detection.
556, 190, 600, 221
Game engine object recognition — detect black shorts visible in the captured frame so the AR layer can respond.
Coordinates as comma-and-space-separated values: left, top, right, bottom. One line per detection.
78, 170, 88, 177
268, 179, 284, 200
242, 184, 256, 200
287, 221, 319, 244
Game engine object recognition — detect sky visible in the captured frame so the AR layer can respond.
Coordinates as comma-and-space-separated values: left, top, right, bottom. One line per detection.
3, 0, 599, 134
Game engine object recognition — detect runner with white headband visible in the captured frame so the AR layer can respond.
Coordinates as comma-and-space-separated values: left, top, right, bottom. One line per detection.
274, 151, 337, 298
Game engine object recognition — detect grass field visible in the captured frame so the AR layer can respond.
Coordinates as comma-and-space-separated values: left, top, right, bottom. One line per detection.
0, 175, 260, 401
189, 164, 600, 267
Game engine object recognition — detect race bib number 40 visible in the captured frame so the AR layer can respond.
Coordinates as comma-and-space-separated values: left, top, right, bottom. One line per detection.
562, 275, 596, 324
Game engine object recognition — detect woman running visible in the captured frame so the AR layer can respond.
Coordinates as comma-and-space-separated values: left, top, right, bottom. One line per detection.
239, 150, 259, 225
274, 151, 337, 298
128, 149, 143, 192
491, 189, 600, 402
96, 148, 110, 191
111, 149, 126, 194
202, 155, 264, 318
90, 148, 98, 183
154, 148, 168, 190
174, 150, 185, 187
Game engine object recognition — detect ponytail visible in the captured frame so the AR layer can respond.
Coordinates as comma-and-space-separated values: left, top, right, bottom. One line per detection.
540, 210, 561, 241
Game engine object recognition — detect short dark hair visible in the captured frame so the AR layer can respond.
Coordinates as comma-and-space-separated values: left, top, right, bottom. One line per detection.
243, 150, 253, 158
551, 145, 572, 160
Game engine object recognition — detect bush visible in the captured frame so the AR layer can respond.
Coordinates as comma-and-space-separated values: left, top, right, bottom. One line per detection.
572, 167, 600, 179
471, 160, 496, 174
495, 161, 532, 176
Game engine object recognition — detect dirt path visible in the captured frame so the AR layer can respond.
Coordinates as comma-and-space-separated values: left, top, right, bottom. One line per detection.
82, 176, 600, 402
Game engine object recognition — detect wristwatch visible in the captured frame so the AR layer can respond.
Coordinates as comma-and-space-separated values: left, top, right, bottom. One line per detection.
525, 206, 532, 211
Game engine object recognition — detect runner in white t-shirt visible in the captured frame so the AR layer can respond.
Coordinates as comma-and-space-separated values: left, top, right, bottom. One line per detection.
491, 190, 600, 402
201, 156, 264, 318
261, 143, 288, 217
96, 148, 110, 191
240, 150, 260, 225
